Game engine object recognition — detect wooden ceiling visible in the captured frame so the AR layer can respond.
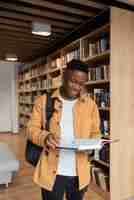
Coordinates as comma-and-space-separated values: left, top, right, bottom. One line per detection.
0, 0, 109, 62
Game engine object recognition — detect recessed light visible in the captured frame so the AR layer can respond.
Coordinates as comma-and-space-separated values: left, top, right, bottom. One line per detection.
32, 22, 51, 36
5, 54, 18, 62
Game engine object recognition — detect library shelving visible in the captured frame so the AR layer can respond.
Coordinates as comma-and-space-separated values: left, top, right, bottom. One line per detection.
17, 22, 110, 198
80, 22, 110, 198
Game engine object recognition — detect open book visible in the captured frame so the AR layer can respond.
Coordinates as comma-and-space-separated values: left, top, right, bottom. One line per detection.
56, 138, 119, 151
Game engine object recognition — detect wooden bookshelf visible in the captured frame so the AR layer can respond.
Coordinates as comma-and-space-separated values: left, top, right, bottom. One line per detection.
92, 159, 110, 168
81, 23, 110, 42
80, 22, 110, 197
86, 79, 109, 86
83, 50, 110, 65
90, 181, 110, 200
98, 107, 110, 112
17, 21, 110, 197
20, 112, 31, 117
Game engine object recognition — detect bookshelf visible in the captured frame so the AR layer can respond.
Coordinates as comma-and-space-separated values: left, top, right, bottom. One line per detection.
80, 23, 110, 198
17, 22, 110, 198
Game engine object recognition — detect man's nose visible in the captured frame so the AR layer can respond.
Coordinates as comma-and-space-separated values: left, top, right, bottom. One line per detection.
73, 83, 81, 90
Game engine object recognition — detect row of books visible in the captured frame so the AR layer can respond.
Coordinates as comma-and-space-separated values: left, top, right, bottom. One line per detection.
94, 143, 109, 164
82, 36, 109, 59
19, 93, 41, 105
19, 82, 31, 91
30, 64, 47, 78
91, 166, 109, 191
61, 48, 80, 66
46, 48, 80, 70
18, 64, 48, 81
18, 48, 80, 82
19, 95, 32, 104
19, 105, 32, 114
19, 76, 62, 91
19, 116, 29, 127
49, 57, 62, 69
101, 119, 110, 136
91, 89, 110, 108
99, 143, 110, 164
88, 65, 110, 81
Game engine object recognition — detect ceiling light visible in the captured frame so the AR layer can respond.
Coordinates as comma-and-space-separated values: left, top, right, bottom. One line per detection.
32, 22, 51, 36
5, 54, 18, 62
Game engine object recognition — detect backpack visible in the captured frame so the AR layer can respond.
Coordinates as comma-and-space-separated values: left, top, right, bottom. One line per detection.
25, 92, 54, 167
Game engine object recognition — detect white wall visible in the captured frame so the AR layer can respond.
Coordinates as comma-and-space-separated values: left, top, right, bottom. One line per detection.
0, 61, 18, 133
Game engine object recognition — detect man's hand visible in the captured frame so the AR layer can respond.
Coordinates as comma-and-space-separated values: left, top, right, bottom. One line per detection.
45, 134, 60, 151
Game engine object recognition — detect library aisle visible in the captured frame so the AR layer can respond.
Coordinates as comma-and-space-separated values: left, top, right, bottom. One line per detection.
0, 1, 134, 199
0, 132, 104, 200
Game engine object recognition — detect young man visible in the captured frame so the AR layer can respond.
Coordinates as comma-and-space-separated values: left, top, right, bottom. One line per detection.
27, 59, 101, 200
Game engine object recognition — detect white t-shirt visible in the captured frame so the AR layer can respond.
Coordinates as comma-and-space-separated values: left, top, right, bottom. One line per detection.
57, 98, 76, 176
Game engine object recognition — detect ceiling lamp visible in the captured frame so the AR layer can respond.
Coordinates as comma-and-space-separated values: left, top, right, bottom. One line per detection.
32, 22, 51, 36
5, 54, 18, 62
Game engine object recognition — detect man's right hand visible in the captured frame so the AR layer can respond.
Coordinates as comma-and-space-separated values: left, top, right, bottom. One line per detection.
44, 134, 60, 151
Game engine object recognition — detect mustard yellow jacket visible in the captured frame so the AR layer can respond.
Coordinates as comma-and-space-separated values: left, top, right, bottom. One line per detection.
26, 89, 101, 191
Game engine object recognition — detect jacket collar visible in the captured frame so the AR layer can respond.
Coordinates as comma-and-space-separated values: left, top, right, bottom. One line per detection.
51, 88, 87, 103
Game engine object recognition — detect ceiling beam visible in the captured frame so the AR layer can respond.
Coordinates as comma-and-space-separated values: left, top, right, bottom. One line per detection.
0, 18, 67, 35
0, 45, 41, 62
34, 9, 109, 59
0, 16, 72, 31
1, 46, 35, 56
0, 30, 53, 43
65, 0, 107, 8
117, 0, 134, 6
0, 11, 74, 29
0, 17, 30, 28
1, 47, 36, 56
0, 24, 62, 40
7, 0, 97, 17
0, 34, 49, 45
90, 0, 134, 11
0, 1, 83, 24
0, 39, 46, 49
1, 49, 32, 56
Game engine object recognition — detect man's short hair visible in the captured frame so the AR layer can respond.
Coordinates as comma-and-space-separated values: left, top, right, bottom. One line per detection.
67, 59, 89, 74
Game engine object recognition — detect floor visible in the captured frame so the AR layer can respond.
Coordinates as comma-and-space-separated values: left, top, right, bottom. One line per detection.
0, 132, 105, 200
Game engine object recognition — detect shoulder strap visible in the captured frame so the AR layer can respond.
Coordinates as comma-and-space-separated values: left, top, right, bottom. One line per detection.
45, 92, 54, 130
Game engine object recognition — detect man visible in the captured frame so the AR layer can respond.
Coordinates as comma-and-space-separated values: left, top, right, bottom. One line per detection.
27, 59, 101, 200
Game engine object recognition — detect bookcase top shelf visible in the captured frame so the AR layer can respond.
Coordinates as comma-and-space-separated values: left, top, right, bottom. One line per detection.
81, 23, 110, 41
98, 107, 110, 111
83, 50, 110, 65
86, 79, 109, 86
92, 159, 110, 168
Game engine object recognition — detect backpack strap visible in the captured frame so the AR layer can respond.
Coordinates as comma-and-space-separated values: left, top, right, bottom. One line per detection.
45, 92, 54, 131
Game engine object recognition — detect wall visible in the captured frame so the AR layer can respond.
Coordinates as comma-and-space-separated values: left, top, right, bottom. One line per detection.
0, 61, 18, 133
111, 7, 134, 200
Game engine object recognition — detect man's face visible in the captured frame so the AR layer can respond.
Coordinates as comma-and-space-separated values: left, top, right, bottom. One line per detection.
64, 69, 88, 98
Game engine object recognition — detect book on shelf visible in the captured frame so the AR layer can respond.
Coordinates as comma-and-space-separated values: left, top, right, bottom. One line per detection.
52, 76, 62, 88
88, 65, 110, 82
82, 36, 110, 59
60, 48, 80, 66
92, 88, 110, 109
101, 119, 110, 137
99, 143, 110, 164
91, 166, 109, 191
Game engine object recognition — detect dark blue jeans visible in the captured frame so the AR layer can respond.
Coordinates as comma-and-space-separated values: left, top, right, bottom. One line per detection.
41, 175, 88, 200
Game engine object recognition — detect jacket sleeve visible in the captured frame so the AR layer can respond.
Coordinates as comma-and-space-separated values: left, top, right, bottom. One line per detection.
26, 95, 50, 147
90, 101, 101, 139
